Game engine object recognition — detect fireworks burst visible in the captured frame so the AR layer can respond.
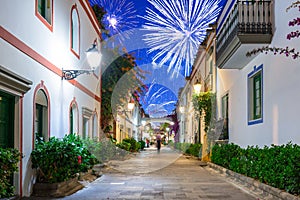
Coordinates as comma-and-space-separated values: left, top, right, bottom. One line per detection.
142, 0, 223, 77
89, 0, 138, 43
141, 81, 177, 118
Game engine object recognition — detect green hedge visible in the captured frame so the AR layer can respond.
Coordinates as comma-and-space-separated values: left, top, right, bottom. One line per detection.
31, 134, 98, 183
174, 143, 202, 157
0, 148, 21, 198
211, 143, 300, 195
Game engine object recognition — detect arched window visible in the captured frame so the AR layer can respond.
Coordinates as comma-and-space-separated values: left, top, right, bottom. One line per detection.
69, 99, 79, 135
34, 89, 49, 142
70, 5, 80, 57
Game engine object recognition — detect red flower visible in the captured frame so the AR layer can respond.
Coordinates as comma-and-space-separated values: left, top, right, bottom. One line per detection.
77, 155, 82, 164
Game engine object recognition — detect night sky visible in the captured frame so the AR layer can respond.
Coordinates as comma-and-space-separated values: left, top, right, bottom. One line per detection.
89, 0, 226, 117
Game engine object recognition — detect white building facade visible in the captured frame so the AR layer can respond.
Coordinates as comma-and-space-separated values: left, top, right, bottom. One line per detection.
0, 0, 101, 196
216, 0, 300, 147
177, 84, 195, 143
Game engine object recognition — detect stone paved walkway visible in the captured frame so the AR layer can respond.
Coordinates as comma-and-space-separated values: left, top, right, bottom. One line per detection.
58, 147, 258, 200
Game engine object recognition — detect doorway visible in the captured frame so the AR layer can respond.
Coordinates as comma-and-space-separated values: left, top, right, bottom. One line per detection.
0, 91, 15, 148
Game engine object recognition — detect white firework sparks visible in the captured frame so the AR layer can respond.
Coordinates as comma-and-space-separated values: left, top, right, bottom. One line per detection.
142, 0, 223, 77
89, 0, 138, 43
141, 81, 177, 118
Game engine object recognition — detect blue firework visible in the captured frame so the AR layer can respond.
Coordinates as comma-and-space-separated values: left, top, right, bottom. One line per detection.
141, 0, 223, 77
89, 0, 138, 43
141, 81, 177, 118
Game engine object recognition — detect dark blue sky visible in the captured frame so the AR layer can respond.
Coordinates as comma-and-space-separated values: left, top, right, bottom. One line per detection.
89, 0, 227, 117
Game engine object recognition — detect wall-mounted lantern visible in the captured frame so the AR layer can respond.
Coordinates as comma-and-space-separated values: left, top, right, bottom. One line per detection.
193, 79, 202, 94
62, 41, 101, 80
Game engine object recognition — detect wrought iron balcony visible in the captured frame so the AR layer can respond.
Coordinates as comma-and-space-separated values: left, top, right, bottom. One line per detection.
217, 0, 273, 69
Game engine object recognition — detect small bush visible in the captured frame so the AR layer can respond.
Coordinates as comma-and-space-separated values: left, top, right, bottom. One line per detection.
0, 148, 21, 198
185, 143, 202, 157
116, 141, 131, 151
211, 142, 300, 195
122, 138, 140, 152
31, 134, 98, 183
139, 140, 145, 150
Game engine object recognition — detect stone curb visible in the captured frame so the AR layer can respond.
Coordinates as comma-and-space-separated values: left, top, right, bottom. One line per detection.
207, 162, 300, 200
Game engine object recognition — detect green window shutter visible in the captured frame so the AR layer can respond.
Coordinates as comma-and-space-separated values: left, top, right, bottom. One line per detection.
253, 73, 262, 119
70, 109, 73, 134
35, 104, 43, 140
38, 0, 46, 18
0, 92, 14, 148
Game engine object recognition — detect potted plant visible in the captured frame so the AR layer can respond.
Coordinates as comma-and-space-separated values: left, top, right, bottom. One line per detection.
31, 134, 98, 197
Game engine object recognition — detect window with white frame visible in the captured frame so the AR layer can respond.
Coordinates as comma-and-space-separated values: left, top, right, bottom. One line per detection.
35, 89, 49, 141
71, 5, 80, 56
248, 65, 263, 125
82, 107, 93, 138
92, 114, 98, 138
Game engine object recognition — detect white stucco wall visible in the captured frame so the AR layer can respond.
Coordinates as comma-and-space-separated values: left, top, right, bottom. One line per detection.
217, 0, 300, 147
0, 0, 101, 196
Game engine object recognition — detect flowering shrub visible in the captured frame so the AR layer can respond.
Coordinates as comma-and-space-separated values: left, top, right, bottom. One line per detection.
31, 134, 98, 183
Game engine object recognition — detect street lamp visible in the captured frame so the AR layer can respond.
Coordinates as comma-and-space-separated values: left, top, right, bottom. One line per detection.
62, 41, 101, 80
117, 99, 135, 142
193, 80, 202, 144
127, 99, 135, 111
179, 106, 185, 113
166, 127, 170, 143
193, 80, 202, 95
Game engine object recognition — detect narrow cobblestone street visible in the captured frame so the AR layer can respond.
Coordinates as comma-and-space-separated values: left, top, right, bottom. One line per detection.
48, 147, 259, 200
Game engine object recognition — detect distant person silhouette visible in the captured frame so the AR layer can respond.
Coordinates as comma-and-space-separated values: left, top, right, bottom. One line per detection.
156, 132, 162, 153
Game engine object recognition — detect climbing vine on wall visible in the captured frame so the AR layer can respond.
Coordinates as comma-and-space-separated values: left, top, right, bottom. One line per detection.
192, 92, 216, 132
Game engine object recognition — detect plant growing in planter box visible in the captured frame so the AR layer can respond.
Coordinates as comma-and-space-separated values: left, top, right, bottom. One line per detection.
31, 134, 98, 183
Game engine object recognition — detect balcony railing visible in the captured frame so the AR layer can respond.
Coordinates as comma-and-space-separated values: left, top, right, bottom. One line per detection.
217, 0, 273, 59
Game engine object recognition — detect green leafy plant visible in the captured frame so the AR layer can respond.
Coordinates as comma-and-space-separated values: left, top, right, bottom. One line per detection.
31, 134, 98, 183
192, 92, 216, 132
0, 148, 21, 198
116, 141, 131, 151
122, 138, 140, 152
185, 143, 202, 157
138, 140, 146, 150
211, 142, 300, 195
